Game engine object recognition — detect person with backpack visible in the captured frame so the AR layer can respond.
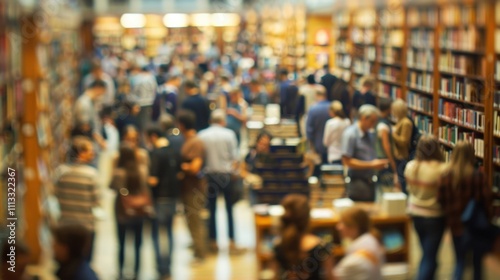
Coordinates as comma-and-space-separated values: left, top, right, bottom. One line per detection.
391, 99, 413, 194
152, 74, 182, 121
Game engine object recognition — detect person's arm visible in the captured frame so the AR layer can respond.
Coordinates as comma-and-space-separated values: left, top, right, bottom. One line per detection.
341, 128, 388, 170
227, 107, 247, 122
392, 120, 413, 148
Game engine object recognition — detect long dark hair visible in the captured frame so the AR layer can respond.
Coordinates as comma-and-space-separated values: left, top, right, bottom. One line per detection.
117, 144, 141, 194
280, 194, 310, 267
413, 135, 444, 178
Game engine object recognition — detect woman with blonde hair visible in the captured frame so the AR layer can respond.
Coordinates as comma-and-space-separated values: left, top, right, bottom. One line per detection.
391, 98, 413, 193
404, 135, 447, 280
323, 101, 351, 164
273, 194, 334, 280
439, 141, 493, 280
334, 207, 384, 280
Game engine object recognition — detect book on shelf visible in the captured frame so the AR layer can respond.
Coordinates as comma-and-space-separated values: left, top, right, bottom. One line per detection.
335, 40, 349, 53
407, 92, 433, 112
496, 60, 500, 81
438, 100, 485, 131
441, 5, 481, 27
407, 71, 433, 92
440, 28, 482, 51
352, 60, 371, 75
411, 113, 433, 135
351, 27, 375, 44
410, 30, 434, 48
494, 111, 500, 137
336, 54, 351, 69
408, 7, 437, 27
496, 29, 500, 54
379, 46, 401, 64
379, 66, 400, 82
379, 84, 402, 100
494, 146, 500, 165
379, 29, 404, 47
439, 53, 486, 76
366, 46, 376, 61
407, 49, 434, 70
495, 91, 500, 110
439, 77, 484, 104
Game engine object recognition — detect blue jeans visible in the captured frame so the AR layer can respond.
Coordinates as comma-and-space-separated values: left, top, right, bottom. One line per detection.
452, 231, 487, 280
151, 198, 176, 276
117, 218, 144, 278
395, 159, 408, 194
206, 173, 235, 241
412, 216, 446, 280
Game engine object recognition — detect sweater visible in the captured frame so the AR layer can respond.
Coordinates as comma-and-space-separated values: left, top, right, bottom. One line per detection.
392, 117, 413, 160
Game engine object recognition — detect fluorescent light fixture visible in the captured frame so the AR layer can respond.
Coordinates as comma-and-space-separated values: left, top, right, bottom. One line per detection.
191, 13, 212, 27
163, 13, 189, 28
120, 13, 146, 29
211, 13, 240, 27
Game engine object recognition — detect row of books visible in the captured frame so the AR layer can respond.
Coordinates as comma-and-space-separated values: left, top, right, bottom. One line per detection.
335, 40, 349, 53
407, 71, 433, 92
411, 113, 433, 135
379, 67, 401, 82
379, 84, 402, 100
439, 28, 483, 51
494, 91, 500, 110
494, 146, 500, 165
351, 28, 375, 44
352, 60, 371, 75
493, 111, 500, 137
335, 12, 350, 27
379, 47, 402, 63
438, 100, 485, 132
336, 54, 351, 69
439, 78, 484, 104
408, 8, 438, 27
441, 5, 484, 27
379, 9, 404, 27
407, 49, 434, 70
439, 53, 485, 76
409, 30, 434, 48
379, 29, 404, 47
496, 29, 500, 54
496, 60, 500, 81
407, 92, 433, 112
366, 46, 376, 61
438, 127, 484, 158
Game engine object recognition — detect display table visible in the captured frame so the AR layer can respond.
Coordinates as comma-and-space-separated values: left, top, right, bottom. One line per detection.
254, 203, 410, 271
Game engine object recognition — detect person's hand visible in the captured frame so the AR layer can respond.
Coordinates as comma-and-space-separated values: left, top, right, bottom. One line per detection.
372, 159, 390, 170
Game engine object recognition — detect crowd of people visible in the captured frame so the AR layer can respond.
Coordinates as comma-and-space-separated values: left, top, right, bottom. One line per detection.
2, 39, 499, 280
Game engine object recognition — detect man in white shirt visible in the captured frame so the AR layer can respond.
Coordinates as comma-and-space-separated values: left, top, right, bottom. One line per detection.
83, 61, 116, 107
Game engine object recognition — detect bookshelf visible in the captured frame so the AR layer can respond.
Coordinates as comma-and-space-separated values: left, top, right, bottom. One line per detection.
331, 1, 497, 188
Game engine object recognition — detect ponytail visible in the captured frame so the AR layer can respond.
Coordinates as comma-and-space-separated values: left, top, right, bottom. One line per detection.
281, 223, 303, 266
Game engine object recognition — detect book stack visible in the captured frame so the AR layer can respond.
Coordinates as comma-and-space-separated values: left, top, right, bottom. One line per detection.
438, 101, 485, 131
407, 92, 433, 112
407, 71, 433, 92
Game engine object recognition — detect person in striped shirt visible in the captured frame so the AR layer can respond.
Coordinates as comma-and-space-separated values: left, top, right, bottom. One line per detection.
54, 136, 100, 262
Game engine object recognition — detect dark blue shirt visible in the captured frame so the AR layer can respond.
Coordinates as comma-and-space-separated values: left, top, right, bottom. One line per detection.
306, 100, 331, 155
181, 94, 211, 131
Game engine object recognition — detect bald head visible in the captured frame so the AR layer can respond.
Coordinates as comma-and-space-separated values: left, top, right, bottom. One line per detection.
210, 109, 227, 126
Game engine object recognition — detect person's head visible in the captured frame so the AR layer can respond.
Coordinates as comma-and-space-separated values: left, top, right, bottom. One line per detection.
357, 104, 380, 132
337, 207, 372, 240
1, 241, 30, 278
100, 106, 115, 124
315, 85, 327, 101
449, 141, 476, 188
52, 224, 91, 263
249, 79, 260, 92
378, 98, 392, 118
306, 74, 316, 85
177, 110, 197, 134
122, 125, 139, 149
280, 194, 310, 266
184, 80, 199, 96
159, 113, 176, 132
391, 98, 408, 121
279, 69, 289, 80
255, 131, 272, 153
210, 109, 226, 126
69, 136, 94, 163
329, 101, 346, 119
229, 88, 241, 103
87, 79, 107, 100
360, 76, 376, 93
167, 74, 182, 88
414, 135, 444, 162
146, 125, 165, 146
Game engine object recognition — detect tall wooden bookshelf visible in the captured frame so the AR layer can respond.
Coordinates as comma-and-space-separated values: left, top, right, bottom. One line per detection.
332, 0, 498, 188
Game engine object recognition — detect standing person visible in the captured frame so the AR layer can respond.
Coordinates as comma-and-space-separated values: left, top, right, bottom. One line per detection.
352, 76, 377, 118
198, 110, 242, 254
323, 101, 351, 164
404, 136, 446, 280
98, 106, 120, 190
54, 136, 100, 262
152, 74, 182, 121
146, 126, 181, 279
226, 88, 247, 145
276, 69, 291, 113
391, 99, 413, 194
341, 105, 389, 202
115, 101, 141, 141
111, 142, 152, 280
375, 98, 399, 192
334, 207, 385, 280
52, 224, 99, 280
177, 110, 207, 262
248, 79, 269, 106
181, 80, 211, 132
296, 74, 319, 138
306, 85, 332, 175
273, 194, 334, 280
218, 75, 233, 109
82, 60, 116, 107
330, 77, 352, 118
439, 141, 494, 280
129, 65, 158, 135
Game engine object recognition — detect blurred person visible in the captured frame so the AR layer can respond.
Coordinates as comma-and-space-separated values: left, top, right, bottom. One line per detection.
319, 65, 338, 101
146, 126, 181, 279
218, 74, 233, 109
306, 85, 331, 175
199, 110, 243, 254
129, 65, 158, 135
111, 143, 152, 280
248, 79, 269, 106
226, 88, 247, 145
98, 106, 120, 189
277, 69, 299, 118
82, 60, 116, 107
334, 207, 384, 280
341, 105, 389, 202
1, 241, 32, 280
181, 80, 211, 132
115, 101, 140, 141
330, 77, 352, 118
52, 224, 98, 280
273, 194, 334, 280
297, 74, 318, 118
54, 136, 100, 262
276, 69, 292, 111
152, 74, 182, 120
200, 71, 216, 97
404, 135, 446, 280
375, 98, 399, 192
323, 101, 351, 164
439, 142, 494, 280
352, 76, 377, 118
177, 110, 207, 262
156, 64, 170, 86
158, 114, 184, 154
391, 99, 413, 194
101, 50, 120, 78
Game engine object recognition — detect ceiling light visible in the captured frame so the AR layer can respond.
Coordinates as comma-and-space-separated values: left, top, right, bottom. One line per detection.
191, 13, 212, 27
120, 13, 146, 29
163, 13, 189, 28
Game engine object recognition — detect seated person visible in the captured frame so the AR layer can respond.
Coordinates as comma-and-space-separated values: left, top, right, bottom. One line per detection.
334, 207, 385, 280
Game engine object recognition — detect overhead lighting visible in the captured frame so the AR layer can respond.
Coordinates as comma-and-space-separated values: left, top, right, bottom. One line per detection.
211, 13, 240, 27
163, 13, 189, 28
191, 13, 212, 27
120, 13, 146, 29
